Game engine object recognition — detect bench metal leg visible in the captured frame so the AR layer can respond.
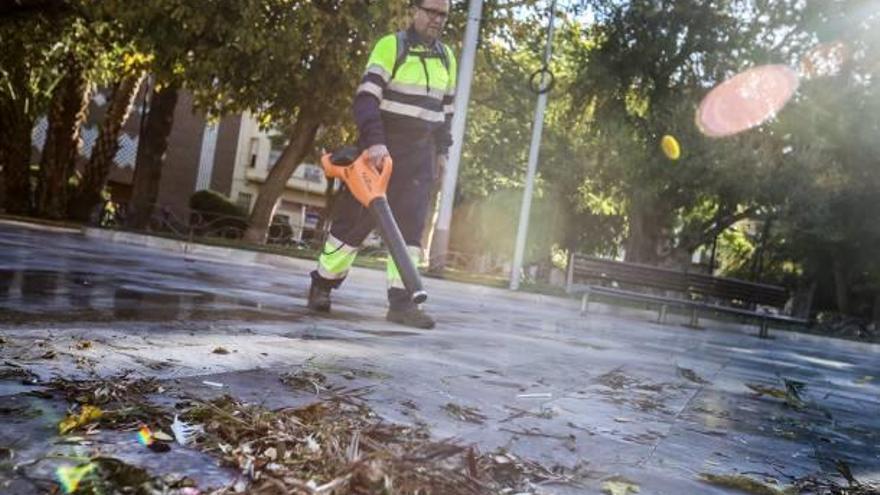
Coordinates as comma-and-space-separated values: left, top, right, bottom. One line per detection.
758, 317, 770, 339
658, 304, 668, 324
689, 307, 699, 328
580, 289, 591, 315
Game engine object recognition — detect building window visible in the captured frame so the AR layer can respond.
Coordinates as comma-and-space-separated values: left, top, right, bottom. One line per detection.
247, 138, 259, 168
237, 192, 253, 212
302, 164, 323, 183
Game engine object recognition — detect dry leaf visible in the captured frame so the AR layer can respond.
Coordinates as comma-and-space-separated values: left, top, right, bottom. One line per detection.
677, 366, 710, 384
212, 347, 230, 355
56, 463, 96, 493
59, 405, 103, 435
74, 341, 93, 350
602, 477, 640, 495
152, 431, 174, 442
264, 447, 278, 460
700, 473, 794, 495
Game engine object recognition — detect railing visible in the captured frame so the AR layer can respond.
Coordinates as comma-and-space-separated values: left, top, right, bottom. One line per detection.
91, 200, 310, 248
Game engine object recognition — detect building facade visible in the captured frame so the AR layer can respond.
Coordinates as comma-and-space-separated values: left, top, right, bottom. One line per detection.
29, 85, 330, 240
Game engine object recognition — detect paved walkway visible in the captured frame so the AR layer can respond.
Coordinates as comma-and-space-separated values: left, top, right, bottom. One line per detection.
1, 223, 878, 494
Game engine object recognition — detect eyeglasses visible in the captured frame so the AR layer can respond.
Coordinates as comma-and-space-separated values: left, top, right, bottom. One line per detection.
417, 5, 449, 21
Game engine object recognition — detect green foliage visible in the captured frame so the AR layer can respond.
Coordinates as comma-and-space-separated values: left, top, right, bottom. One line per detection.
450, 186, 570, 266
189, 190, 245, 219
188, 189, 248, 237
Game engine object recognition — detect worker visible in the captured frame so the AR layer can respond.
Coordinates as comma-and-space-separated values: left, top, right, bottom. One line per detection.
307, 0, 456, 329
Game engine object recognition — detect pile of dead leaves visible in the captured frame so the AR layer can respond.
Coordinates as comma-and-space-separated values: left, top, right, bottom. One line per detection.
49, 373, 170, 432
184, 395, 575, 494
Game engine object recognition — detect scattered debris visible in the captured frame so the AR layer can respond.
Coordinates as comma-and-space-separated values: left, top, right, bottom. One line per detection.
0, 363, 39, 384
400, 400, 419, 411
594, 368, 679, 415
792, 470, 880, 494
443, 402, 488, 424
56, 457, 198, 494
596, 369, 639, 390
677, 366, 710, 385
49, 374, 170, 429
854, 375, 874, 385
501, 404, 558, 423
75, 355, 97, 371
601, 476, 640, 495
171, 414, 204, 446
281, 369, 330, 394
212, 347, 230, 355
746, 382, 805, 409
183, 395, 576, 494
782, 379, 806, 401
74, 340, 93, 351
699, 473, 792, 495
499, 427, 577, 451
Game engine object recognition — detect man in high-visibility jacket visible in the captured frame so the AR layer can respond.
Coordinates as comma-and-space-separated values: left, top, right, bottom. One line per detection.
307, 0, 456, 329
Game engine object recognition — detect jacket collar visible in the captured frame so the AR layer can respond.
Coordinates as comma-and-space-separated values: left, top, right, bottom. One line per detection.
406, 26, 438, 49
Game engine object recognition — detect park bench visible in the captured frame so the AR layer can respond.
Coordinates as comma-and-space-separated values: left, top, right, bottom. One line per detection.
565, 253, 808, 338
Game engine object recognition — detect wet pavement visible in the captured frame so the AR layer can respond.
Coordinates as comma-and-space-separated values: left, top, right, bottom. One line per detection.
0, 222, 879, 494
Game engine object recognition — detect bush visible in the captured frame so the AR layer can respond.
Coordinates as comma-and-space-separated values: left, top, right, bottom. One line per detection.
188, 190, 248, 238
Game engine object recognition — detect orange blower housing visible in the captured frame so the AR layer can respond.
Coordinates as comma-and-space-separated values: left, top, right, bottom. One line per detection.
320, 147, 427, 304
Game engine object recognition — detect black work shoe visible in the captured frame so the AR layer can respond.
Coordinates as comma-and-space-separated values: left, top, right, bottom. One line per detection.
386, 307, 436, 329
307, 282, 332, 312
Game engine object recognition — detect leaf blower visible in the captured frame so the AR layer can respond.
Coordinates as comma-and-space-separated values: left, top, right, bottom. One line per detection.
321, 146, 428, 304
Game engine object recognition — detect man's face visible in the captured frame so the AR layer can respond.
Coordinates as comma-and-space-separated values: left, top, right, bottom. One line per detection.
411, 0, 449, 42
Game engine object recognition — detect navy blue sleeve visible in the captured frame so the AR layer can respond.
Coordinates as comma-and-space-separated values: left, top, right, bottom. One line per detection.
433, 93, 454, 156
353, 65, 389, 149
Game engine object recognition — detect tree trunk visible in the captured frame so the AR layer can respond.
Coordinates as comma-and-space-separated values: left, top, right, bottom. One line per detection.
127, 83, 179, 230
831, 255, 851, 315
624, 194, 665, 264
792, 279, 816, 320
69, 71, 144, 222
243, 109, 321, 244
35, 54, 91, 219
0, 82, 35, 215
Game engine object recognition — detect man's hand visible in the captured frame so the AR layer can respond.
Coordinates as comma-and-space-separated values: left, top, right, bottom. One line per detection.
435, 154, 447, 183
366, 144, 390, 172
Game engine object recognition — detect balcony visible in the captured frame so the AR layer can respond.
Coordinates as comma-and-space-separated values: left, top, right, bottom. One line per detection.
244, 163, 328, 195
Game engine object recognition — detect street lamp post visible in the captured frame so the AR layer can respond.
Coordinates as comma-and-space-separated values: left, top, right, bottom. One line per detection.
509, 0, 557, 291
